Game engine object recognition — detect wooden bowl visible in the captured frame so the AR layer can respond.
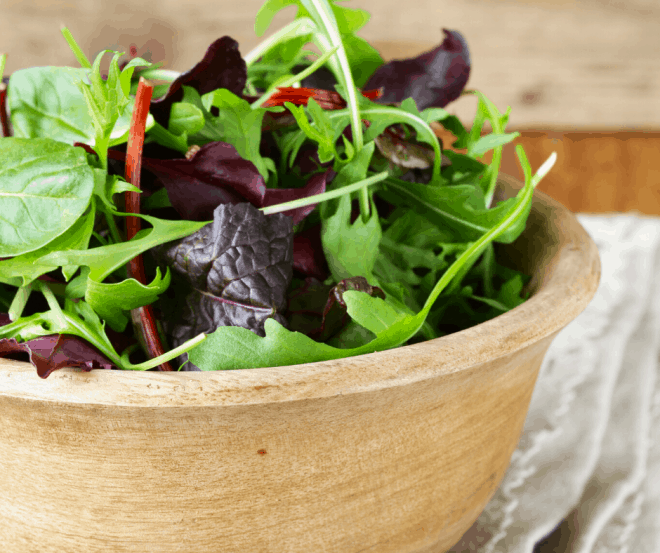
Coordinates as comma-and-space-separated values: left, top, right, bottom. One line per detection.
0, 175, 600, 553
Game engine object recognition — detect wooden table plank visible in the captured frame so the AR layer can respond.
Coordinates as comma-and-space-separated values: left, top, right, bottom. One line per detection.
1, 0, 657, 129
498, 131, 660, 214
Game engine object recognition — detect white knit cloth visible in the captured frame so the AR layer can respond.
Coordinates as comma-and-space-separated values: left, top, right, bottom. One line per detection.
448, 214, 660, 553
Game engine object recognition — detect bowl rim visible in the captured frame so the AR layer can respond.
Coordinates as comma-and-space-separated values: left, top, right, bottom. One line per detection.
0, 174, 601, 407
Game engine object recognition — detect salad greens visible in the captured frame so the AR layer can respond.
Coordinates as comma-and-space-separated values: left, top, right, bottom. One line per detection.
0, 0, 556, 377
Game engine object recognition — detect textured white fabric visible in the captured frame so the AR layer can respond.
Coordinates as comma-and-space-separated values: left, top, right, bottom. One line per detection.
448, 214, 660, 553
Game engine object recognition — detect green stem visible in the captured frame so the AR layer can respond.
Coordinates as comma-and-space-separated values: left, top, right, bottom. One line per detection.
0, 53, 6, 81
92, 230, 109, 246
95, 134, 110, 172
300, 0, 365, 218
260, 171, 388, 216
136, 68, 180, 82
122, 333, 207, 371
245, 18, 316, 66
103, 209, 123, 244
8, 284, 32, 322
38, 282, 63, 314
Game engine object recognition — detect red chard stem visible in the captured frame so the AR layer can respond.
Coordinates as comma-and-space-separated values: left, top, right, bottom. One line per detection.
0, 83, 10, 138
124, 77, 173, 371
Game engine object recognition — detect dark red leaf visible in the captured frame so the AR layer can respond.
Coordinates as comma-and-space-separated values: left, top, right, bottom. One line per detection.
150, 37, 247, 127
364, 29, 470, 110
141, 143, 332, 225
292, 224, 329, 281
254, 86, 382, 110
0, 325, 115, 379
287, 277, 385, 341
287, 278, 332, 335
142, 142, 267, 221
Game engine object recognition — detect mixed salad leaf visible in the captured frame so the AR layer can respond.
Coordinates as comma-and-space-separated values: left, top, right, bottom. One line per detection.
0, 0, 556, 377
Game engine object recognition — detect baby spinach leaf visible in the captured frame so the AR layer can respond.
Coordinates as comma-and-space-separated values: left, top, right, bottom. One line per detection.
0, 138, 95, 257
168, 102, 205, 137
8, 66, 153, 152
0, 202, 95, 285
85, 267, 171, 332
8, 67, 93, 144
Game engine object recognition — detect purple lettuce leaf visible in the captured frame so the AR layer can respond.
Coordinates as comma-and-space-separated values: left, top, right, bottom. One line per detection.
155, 202, 294, 370
150, 37, 247, 127
364, 29, 470, 110
0, 315, 115, 379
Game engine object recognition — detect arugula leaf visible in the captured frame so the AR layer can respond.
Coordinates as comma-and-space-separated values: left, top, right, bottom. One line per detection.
0, 293, 124, 367
467, 90, 516, 206
254, 0, 382, 88
0, 138, 95, 257
469, 132, 519, 157
8, 65, 154, 154
84, 268, 171, 332
92, 170, 141, 213
321, 141, 381, 282
338, 34, 382, 89
0, 282, 206, 373
279, 108, 351, 169
322, 192, 381, 282
183, 87, 275, 180
470, 272, 527, 313
40, 214, 208, 282
256, 0, 364, 155
380, 177, 531, 244
285, 99, 337, 163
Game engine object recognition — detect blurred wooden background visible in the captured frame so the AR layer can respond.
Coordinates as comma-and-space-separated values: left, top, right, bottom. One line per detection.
1, 0, 659, 213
